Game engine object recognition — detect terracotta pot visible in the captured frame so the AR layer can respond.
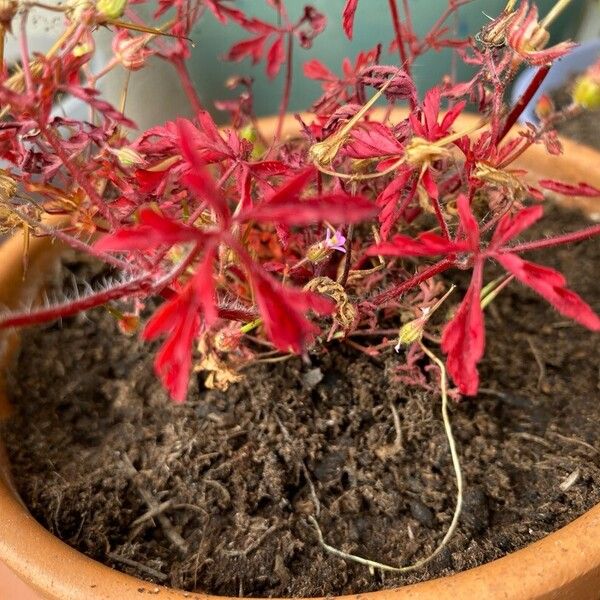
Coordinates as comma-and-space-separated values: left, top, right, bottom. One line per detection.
1, 113, 600, 600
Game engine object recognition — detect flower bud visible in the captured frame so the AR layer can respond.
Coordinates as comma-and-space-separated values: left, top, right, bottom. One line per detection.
534, 93, 555, 120
307, 229, 346, 263
572, 75, 600, 110
306, 241, 330, 263
97, 0, 127, 20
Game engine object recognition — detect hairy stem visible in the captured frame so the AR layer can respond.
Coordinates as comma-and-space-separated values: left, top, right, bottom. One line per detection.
388, 0, 410, 75
500, 224, 600, 254
368, 257, 455, 307
0, 275, 150, 330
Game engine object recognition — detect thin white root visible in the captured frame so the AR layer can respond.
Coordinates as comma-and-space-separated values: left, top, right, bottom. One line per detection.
309, 342, 463, 573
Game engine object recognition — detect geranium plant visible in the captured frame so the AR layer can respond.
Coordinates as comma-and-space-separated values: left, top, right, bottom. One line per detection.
0, 0, 598, 410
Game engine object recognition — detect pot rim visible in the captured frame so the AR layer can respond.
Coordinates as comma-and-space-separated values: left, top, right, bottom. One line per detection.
1, 113, 600, 600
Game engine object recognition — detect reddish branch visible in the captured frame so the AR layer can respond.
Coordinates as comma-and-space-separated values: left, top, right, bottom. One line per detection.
498, 64, 551, 141
501, 224, 600, 254
367, 258, 455, 307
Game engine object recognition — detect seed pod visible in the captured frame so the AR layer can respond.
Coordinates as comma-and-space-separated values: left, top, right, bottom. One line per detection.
306, 241, 330, 264
395, 312, 428, 351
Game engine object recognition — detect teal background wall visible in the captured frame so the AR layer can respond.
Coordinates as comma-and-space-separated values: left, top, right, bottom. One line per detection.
187, 0, 579, 121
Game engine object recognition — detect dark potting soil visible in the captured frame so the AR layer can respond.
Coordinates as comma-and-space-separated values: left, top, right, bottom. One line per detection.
550, 79, 600, 150
3, 203, 600, 598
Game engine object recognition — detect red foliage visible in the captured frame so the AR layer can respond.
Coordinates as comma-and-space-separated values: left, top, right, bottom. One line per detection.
0, 0, 597, 405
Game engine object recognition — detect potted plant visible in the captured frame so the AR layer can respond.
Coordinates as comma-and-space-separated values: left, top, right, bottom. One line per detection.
1, 0, 600, 598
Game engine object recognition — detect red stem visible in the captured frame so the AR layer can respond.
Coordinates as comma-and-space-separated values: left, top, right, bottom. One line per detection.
0, 281, 257, 331
275, 32, 294, 142
499, 224, 600, 254
388, 0, 410, 75
0, 276, 150, 330
173, 57, 203, 114
367, 257, 455, 307
498, 64, 551, 142
401, 0, 415, 52
414, 0, 472, 57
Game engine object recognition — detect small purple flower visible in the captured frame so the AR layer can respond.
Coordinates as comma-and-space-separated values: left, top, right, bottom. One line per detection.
325, 229, 347, 253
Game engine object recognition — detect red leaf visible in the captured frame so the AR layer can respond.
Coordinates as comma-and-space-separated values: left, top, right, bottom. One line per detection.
440, 100, 467, 133
491, 205, 544, 249
303, 58, 335, 81
249, 160, 289, 175
244, 193, 376, 225
345, 123, 404, 159
143, 252, 218, 403
342, 0, 358, 39
421, 167, 439, 203
204, 0, 246, 24
367, 231, 468, 257
176, 119, 230, 221
266, 35, 285, 79
94, 209, 203, 252
375, 169, 414, 240
457, 194, 479, 250
264, 167, 316, 205
495, 253, 600, 330
441, 260, 485, 395
65, 86, 136, 128
227, 35, 268, 64
135, 168, 169, 194
422, 88, 442, 137
538, 180, 600, 198
196, 110, 223, 145
176, 118, 224, 168
251, 269, 334, 353
411, 87, 465, 141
